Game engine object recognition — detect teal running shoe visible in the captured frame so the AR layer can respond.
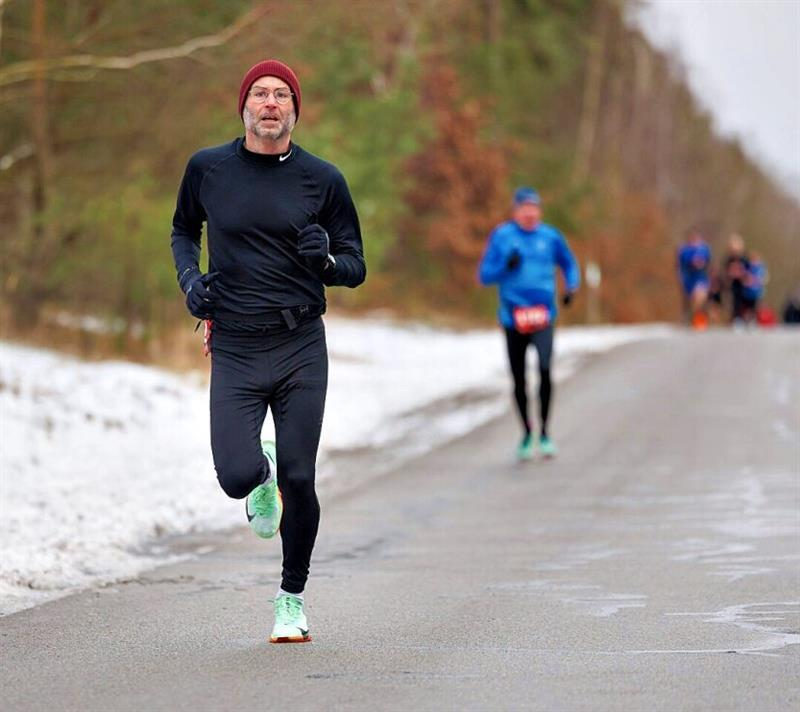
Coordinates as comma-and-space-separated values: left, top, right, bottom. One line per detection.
245, 440, 282, 539
516, 433, 535, 461
539, 435, 558, 458
270, 594, 311, 644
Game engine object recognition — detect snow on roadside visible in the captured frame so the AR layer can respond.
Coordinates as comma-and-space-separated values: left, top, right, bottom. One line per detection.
0, 318, 671, 614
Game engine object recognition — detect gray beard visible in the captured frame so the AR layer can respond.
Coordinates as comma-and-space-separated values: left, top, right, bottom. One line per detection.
243, 106, 296, 142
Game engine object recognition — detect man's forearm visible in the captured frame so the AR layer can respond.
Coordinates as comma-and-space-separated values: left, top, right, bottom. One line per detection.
171, 232, 201, 291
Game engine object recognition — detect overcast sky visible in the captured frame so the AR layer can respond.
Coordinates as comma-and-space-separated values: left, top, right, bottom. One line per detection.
634, 0, 800, 200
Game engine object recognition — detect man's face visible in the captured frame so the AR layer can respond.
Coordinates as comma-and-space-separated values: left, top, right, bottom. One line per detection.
512, 202, 541, 231
242, 75, 296, 142
728, 236, 745, 256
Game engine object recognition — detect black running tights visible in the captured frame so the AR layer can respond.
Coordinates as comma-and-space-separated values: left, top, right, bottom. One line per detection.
505, 325, 554, 437
209, 318, 327, 594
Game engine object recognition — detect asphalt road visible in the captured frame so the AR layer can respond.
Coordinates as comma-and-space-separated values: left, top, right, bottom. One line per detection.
2, 330, 798, 711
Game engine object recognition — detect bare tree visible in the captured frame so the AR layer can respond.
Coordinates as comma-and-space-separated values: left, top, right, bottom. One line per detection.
0, 3, 272, 88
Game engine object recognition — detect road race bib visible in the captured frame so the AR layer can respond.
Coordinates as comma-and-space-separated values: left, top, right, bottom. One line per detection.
513, 305, 551, 334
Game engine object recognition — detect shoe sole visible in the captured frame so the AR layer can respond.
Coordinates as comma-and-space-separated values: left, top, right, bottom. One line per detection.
270, 634, 312, 644
516, 448, 535, 462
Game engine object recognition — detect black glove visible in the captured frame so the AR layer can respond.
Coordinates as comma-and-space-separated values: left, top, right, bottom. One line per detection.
561, 291, 574, 307
506, 250, 521, 271
184, 270, 219, 319
297, 224, 331, 274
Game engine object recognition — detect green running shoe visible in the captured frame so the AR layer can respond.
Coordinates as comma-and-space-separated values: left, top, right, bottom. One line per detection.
270, 594, 311, 644
539, 435, 558, 458
516, 433, 535, 461
245, 440, 282, 539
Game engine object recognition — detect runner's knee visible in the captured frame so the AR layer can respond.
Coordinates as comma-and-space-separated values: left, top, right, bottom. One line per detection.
276, 451, 316, 496
215, 455, 264, 499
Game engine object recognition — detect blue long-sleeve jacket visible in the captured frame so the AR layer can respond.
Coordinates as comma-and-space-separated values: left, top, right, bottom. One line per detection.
677, 241, 711, 293
478, 221, 580, 328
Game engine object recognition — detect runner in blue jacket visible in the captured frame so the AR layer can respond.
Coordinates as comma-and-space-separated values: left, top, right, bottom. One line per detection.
479, 187, 580, 460
676, 230, 712, 328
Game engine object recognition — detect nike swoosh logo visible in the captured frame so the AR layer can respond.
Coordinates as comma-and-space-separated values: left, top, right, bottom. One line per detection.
279, 149, 293, 162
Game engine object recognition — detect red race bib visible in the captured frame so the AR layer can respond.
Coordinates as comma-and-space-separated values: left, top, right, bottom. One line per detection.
513, 305, 551, 334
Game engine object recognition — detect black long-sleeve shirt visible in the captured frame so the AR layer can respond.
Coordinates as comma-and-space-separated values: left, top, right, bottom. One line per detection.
170, 138, 366, 323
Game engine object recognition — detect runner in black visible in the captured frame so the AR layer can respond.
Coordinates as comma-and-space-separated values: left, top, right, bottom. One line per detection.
170, 59, 366, 643
721, 234, 752, 326
479, 187, 579, 461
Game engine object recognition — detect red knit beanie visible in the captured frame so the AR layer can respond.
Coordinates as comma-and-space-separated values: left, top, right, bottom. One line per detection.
237, 59, 301, 121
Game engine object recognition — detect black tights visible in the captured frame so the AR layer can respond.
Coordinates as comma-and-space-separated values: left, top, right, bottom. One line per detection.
209, 318, 327, 594
505, 326, 554, 437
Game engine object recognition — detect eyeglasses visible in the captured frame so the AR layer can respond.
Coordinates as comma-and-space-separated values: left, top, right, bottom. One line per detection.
247, 88, 294, 105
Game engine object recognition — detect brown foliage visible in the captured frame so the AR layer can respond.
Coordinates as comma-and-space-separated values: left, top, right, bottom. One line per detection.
594, 194, 678, 323
393, 62, 510, 309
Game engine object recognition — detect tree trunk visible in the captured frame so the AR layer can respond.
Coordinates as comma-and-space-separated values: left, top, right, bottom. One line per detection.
484, 0, 502, 45
18, 0, 53, 326
572, 1, 609, 186
0, 0, 6, 56
32, 0, 52, 207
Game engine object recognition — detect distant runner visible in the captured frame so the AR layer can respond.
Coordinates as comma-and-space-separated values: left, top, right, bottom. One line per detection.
676, 229, 712, 330
722, 234, 752, 325
479, 187, 580, 461
742, 251, 768, 322
170, 59, 366, 644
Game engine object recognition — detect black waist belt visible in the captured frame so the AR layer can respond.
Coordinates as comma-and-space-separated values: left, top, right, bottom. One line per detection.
212, 304, 325, 333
